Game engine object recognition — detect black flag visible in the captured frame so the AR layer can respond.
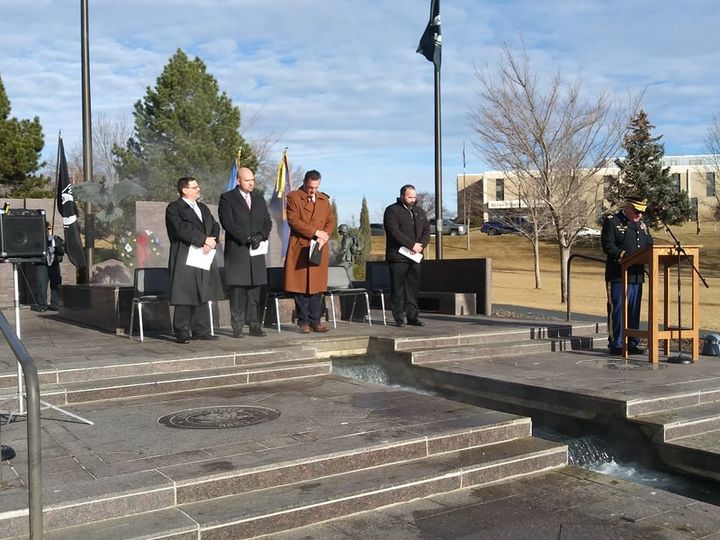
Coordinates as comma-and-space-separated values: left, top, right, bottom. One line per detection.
417, 0, 441, 67
56, 136, 87, 268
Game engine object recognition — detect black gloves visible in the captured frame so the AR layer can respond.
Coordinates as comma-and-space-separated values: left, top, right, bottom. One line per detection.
248, 233, 263, 250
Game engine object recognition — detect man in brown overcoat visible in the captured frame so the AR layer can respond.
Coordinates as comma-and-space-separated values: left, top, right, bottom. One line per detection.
284, 170, 335, 333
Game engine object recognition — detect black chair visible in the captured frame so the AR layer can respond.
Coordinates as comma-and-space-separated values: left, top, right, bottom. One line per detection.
367, 263, 391, 326
263, 267, 294, 333
324, 266, 372, 329
129, 267, 171, 342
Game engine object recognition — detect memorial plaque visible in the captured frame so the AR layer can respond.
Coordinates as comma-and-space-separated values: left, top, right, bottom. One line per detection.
158, 406, 280, 429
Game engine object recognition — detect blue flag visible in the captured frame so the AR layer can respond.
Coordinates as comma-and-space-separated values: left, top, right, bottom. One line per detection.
226, 149, 242, 192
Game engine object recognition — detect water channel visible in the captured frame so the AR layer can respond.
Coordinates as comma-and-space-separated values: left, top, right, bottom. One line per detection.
333, 358, 720, 507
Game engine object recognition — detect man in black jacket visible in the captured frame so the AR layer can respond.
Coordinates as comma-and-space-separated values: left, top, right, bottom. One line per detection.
601, 195, 654, 355
165, 177, 225, 344
383, 184, 430, 327
219, 167, 272, 338
33, 221, 65, 311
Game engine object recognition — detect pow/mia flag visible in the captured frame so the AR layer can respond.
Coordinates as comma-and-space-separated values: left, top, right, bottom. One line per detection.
56, 136, 87, 268
417, 0, 441, 68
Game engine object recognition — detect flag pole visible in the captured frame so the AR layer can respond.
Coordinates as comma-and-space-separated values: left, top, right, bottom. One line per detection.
433, 58, 443, 260
81, 0, 94, 281
51, 132, 61, 236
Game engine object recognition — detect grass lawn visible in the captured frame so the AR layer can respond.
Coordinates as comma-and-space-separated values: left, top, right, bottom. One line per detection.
371, 221, 720, 331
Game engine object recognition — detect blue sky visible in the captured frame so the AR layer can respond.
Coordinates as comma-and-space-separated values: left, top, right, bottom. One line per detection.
2, 0, 720, 223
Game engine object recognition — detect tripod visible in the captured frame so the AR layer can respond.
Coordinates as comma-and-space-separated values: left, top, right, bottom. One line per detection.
657, 221, 710, 364
1, 261, 93, 425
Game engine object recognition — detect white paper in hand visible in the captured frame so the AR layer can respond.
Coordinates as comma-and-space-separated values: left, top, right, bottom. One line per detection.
249, 240, 269, 257
398, 246, 423, 263
186, 245, 216, 270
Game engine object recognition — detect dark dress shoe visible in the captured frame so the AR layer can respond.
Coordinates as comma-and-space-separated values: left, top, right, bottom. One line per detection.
311, 324, 329, 333
176, 337, 191, 344
249, 327, 267, 337
394, 319, 406, 327
192, 334, 219, 341
627, 345, 645, 355
232, 330, 244, 338
407, 319, 425, 327
609, 347, 623, 355
47, 305, 58, 311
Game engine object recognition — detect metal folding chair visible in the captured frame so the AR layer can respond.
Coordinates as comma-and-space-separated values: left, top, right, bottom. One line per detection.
324, 266, 372, 329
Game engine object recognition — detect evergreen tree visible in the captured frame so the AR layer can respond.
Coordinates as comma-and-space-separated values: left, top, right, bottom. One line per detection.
0, 75, 48, 196
114, 49, 256, 203
353, 197, 371, 279
610, 110, 691, 225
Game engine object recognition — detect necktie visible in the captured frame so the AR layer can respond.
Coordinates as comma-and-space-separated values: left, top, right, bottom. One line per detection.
244, 193, 252, 210
191, 202, 202, 220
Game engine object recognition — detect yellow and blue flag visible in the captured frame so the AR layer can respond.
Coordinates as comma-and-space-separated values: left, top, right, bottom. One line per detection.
226, 149, 242, 192
269, 148, 292, 258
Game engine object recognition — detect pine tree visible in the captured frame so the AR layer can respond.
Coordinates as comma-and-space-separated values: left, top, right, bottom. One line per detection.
0, 75, 48, 196
353, 197, 371, 279
114, 49, 256, 202
610, 110, 691, 226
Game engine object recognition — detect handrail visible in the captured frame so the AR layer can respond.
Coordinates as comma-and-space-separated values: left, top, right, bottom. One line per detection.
566, 253, 606, 322
0, 310, 43, 539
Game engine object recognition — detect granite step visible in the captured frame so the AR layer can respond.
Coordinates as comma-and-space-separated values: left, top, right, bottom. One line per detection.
37, 437, 566, 540
655, 429, 720, 482
376, 321, 605, 353
2, 362, 332, 406
407, 336, 603, 365
177, 436, 566, 540
0, 412, 537, 538
630, 401, 720, 442
625, 388, 720, 417
0, 347, 318, 390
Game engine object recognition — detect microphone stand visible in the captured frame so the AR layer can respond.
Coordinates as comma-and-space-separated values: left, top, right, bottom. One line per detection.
657, 216, 710, 364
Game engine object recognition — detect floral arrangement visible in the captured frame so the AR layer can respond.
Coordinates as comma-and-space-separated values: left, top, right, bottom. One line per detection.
117, 229, 164, 268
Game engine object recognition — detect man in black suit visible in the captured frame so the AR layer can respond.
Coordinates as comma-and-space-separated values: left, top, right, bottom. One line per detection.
165, 176, 225, 344
33, 221, 65, 311
383, 184, 430, 327
219, 167, 272, 338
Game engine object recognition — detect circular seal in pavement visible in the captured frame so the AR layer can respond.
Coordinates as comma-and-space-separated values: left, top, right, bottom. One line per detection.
157, 406, 280, 429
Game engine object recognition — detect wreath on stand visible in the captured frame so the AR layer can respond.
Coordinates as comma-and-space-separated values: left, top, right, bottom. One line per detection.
118, 229, 164, 268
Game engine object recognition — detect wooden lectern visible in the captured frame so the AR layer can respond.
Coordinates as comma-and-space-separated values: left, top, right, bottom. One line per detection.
621, 244, 702, 363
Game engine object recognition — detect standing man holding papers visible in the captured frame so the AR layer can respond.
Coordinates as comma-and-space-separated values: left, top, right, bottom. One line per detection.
166, 176, 224, 344
219, 167, 272, 338
284, 170, 335, 333
384, 184, 430, 327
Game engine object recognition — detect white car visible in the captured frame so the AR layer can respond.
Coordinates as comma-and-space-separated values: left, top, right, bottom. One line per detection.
577, 226, 601, 237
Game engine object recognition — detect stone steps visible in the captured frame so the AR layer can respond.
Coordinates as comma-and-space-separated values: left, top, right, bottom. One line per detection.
630, 401, 720, 442
37, 437, 566, 540
407, 336, 604, 365
373, 321, 605, 354
0, 402, 565, 538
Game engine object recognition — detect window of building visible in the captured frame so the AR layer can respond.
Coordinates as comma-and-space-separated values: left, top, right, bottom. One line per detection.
671, 173, 681, 192
707, 172, 716, 197
495, 179, 504, 201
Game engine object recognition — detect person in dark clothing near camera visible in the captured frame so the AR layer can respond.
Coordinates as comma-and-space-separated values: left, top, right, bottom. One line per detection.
219, 167, 272, 338
34, 221, 64, 311
383, 184, 430, 327
601, 194, 654, 355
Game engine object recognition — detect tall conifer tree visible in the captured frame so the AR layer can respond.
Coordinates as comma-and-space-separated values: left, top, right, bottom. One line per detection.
611, 110, 691, 226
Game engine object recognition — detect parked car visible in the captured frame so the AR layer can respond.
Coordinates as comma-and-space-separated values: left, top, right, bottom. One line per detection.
429, 218, 467, 236
480, 216, 532, 236
577, 226, 601, 238
370, 223, 385, 236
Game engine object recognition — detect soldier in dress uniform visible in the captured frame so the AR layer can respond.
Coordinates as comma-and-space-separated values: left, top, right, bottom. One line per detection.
601, 195, 654, 355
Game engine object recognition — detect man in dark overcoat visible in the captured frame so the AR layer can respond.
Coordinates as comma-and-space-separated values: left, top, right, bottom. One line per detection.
219, 167, 272, 338
284, 170, 335, 333
165, 176, 225, 344
601, 194, 654, 355
383, 184, 430, 327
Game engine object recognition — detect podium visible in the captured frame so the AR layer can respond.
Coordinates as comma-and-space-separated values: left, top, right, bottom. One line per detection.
621, 245, 702, 363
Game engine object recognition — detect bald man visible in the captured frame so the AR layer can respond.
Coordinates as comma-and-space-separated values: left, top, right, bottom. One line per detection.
219, 167, 272, 337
